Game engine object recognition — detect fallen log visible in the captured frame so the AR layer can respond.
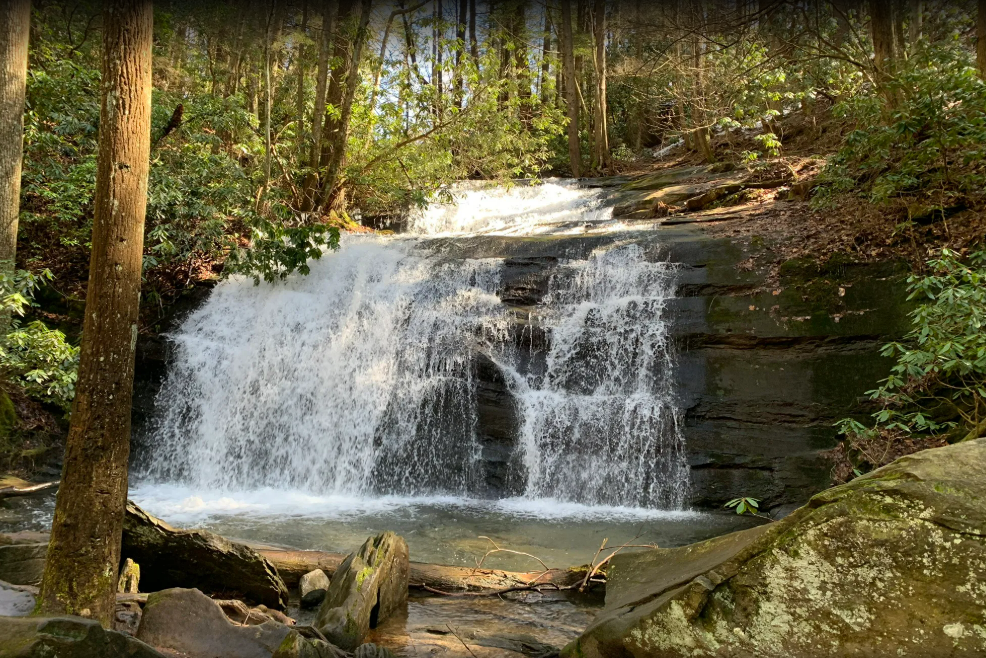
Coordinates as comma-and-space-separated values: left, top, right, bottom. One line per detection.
255, 547, 589, 593
0, 476, 58, 500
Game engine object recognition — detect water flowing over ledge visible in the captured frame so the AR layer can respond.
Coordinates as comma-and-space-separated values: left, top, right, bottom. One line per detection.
139, 179, 689, 520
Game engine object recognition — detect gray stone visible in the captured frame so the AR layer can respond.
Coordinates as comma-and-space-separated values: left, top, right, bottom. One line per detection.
315, 532, 409, 650
299, 568, 330, 607
564, 439, 986, 658
136, 587, 294, 658
0, 542, 46, 586
123, 501, 289, 608
0, 579, 36, 617
353, 643, 395, 658
0, 616, 166, 658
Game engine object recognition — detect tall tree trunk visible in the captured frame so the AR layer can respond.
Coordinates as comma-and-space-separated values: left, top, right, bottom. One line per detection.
303, 0, 338, 210
319, 0, 372, 210
263, 0, 276, 187
870, 0, 895, 90
38, 0, 153, 626
591, 0, 610, 172
513, 1, 531, 122
468, 0, 477, 60
908, 0, 922, 48
296, 0, 310, 158
539, 6, 551, 106
0, 0, 30, 296
978, 0, 986, 80
560, 0, 581, 177
454, 0, 466, 108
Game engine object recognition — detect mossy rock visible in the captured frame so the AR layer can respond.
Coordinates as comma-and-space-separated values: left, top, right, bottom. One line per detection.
564, 439, 986, 657
314, 532, 409, 651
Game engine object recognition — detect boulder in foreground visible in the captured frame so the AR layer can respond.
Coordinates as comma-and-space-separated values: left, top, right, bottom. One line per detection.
315, 532, 409, 650
565, 439, 986, 657
0, 616, 166, 658
137, 587, 341, 658
300, 568, 330, 607
123, 501, 289, 608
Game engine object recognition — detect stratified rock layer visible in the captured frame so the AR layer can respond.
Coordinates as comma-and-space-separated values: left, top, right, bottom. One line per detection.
565, 439, 986, 658
315, 532, 409, 650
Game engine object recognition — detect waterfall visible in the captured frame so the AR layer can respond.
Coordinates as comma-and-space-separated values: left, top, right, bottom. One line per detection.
143, 180, 688, 510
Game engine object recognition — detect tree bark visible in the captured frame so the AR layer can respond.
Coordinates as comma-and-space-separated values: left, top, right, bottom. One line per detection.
978, 0, 986, 80
0, 0, 30, 288
468, 0, 477, 60
454, 0, 466, 108
318, 0, 372, 210
870, 0, 895, 85
38, 0, 153, 627
539, 7, 551, 106
908, 0, 922, 48
591, 0, 610, 172
296, 0, 310, 158
560, 0, 581, 177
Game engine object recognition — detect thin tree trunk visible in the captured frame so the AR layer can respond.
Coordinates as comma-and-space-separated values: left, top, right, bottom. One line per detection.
539, 5, 551, 106
454, 0, 466, 108
302, 0, 337, 210
319, 0, 373, 210
0, 0, 30, 296
870, 0, 895, 92
978, 0, 986, 80
263, 1, 276, 187
908, 0, 922, 48
296, 0, 309, 158
368, 0, 428, 144
591, 0, 610, 172
560, 0, 581, 177
38, 0, 153, 626
468, 0, 477, 60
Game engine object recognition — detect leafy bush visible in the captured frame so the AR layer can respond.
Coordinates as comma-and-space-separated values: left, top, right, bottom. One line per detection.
839, 248, 986, 448
0, 269, 79, 411
223, 210, 341, 285
815, 45, 986, 209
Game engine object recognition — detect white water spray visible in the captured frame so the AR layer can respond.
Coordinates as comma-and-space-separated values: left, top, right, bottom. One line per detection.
143, 180, 688, 511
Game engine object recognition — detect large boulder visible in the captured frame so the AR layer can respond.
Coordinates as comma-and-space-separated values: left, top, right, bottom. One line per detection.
565, 439, 986, 657
123, 501, 289, 608
315, 532, 409, 650
0, 616, 166, 658
137, 587, 295, 658
299, 568, 331, 607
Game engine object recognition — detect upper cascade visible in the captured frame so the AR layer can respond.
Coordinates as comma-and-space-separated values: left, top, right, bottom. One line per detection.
407, 179, 613, 236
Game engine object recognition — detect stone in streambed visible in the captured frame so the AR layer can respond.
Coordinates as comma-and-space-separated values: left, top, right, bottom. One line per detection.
564, 438, 986, 658
0, 616, 166, 658
314, 531, 409, 650
353, 643, 395, 658
299, 568, 330, 607
118, 557, 140, 593
0, 538, 47, 586
0, 578, 36, 616
273, 631, 348, 658
136, 587, 297, 658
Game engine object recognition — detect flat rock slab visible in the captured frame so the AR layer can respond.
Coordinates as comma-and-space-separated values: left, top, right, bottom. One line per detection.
123, 501, 289, 608
565, 439, 986, 657
315, 532, 409, 650
0, 616, 166, 658
0, 542, 47, 586
0, 579, 36, 616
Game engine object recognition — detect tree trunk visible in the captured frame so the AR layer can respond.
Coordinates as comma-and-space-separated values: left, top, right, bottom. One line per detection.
302, 0, 338, 210
870, 0, 895, 87
263, 0, 276, 187
0, 0, 30, 294
591, 0, 610, 172
468, 0, 477, 60
978, 0, 986, 80
454, 0, 466, 108
560, 0, 581, 177
296, 0, 309, 158
539, 6, 551, 106
318, 0, 372, 210
908, 0, 922, 48
38, 0, 153, 627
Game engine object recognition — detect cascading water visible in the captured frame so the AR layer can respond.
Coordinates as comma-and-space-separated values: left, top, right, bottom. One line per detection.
141, 179, 689, 515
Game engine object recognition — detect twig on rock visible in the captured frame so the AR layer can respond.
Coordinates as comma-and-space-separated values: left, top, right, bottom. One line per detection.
447, 624, 479, 658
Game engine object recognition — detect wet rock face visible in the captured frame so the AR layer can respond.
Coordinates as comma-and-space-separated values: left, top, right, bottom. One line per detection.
565, 439, 986, 658
315, 532, 410, 651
